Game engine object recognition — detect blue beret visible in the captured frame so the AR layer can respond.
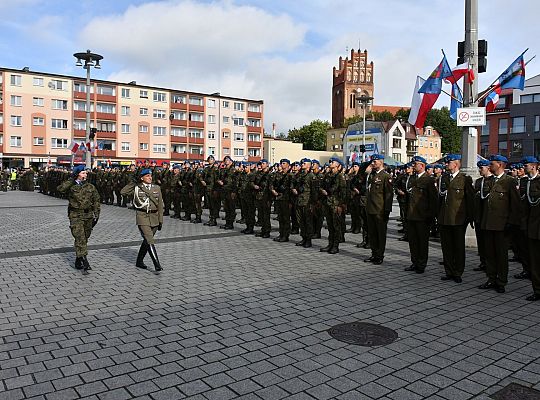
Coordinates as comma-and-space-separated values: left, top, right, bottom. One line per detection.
312, 159, 320, 165
329, 157, 344, 167
184, 160, 191, 165
207, 155, 215, 161
521, 156, 538, 164
292, 161, 300, 166
280, 158, 290, 164
426, 164, 433, 169
140, 168, 152, 177
412, 156, 427, 164
300, 158, 312, 164
72, 165, 85, 176
489, 154, 508, 163
406, 162, 414, 168
445, 154, 461, 162
477, 160, 490, 167
370, 154, 384, 161
260, 159, 268, 164
351, 162, 360, 167
511, 163, 524, 169
172, 164, 181, 169
151, 160, 157, 163
433, 164, 444, 169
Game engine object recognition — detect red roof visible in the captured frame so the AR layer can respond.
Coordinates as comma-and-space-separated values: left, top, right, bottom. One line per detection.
371, 105, 409, 115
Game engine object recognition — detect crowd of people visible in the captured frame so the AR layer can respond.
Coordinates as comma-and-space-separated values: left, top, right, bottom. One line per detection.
0, 167, 35, 191
33, 154, 540, 301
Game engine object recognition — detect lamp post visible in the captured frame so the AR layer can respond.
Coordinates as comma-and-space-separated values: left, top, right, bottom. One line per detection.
73, 50, 103, 169
356, 93, 373, 161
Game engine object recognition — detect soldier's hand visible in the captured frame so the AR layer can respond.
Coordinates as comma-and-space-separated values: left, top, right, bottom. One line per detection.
92, 217, 99, 227
292, 189, 298, 195
320, 189, 327, 196
253, 185, 260, 190
271, 189, 278, 197
157, 223, 162, 231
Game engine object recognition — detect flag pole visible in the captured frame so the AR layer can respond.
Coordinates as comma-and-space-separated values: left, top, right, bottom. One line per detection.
441, 48, 464, 103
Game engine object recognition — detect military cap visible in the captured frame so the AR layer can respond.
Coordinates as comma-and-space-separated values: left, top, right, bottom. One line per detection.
433, 164, 444, 169
445, 154, 461, 162
477, 160, 490, 168
72, 165, 85, 176
521, 156, 539, 164
207, 155, 215, 161
426, 164, 434, 169
329, 157, 344, 167
300, 158, 312, 164
292, 161, 300, 167
312, 159, 320, 165
280, 158, 290, 164
370, 153, 384, 161
511, 162, 524, 169
162, 161, 169, 165
489, 154, 508, 163
412, 155, 427, 164
405, 162, 414, 168
223, 155, 233, 162
351, 161, 360, 167
150, 160, 157, 164
183, 160, 191, 165
172, 164, 181, 169
140, 168, 152, 177
260, 158, 269, 164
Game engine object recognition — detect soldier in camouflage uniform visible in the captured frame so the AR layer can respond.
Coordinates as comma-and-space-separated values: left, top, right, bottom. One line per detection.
202, 156, 219, 226
240, 162, 257, 234
253, 159, 272, 238
170, 164, 182, 218
191, 161, 205, 223
217, 156, 237, 229
289, 162, 301, 235
294, 158, 314, 248
57, 165, 100, 274
310, 160, 324, 239
271, 159, 292, 242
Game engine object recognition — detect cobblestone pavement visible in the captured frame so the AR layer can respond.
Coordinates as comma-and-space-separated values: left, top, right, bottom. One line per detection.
1, 191, 539, 400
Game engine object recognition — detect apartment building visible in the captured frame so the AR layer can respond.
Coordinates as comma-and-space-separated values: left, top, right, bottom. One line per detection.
0, 67, 264, 168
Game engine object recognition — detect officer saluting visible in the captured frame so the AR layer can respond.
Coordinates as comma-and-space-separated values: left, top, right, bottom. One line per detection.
121, 168, 164, 273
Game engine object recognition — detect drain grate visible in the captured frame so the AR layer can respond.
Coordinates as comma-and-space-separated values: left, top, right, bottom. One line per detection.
327, 322, 398, 346
491, 383, 540, 400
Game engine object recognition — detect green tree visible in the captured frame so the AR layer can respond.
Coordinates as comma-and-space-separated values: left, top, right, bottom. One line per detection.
394, 108, 410, 121
288, 119, 331, 151
424, 107, 461, 154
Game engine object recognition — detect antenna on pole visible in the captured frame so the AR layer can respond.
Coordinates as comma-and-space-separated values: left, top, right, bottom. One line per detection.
345, 46, 349, 55
358, 38, 361, 52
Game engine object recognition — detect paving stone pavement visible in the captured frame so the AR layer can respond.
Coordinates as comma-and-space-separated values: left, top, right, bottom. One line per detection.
0, 191, 539, 400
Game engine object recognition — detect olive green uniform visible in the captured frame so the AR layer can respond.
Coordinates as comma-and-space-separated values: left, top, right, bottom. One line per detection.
121, 182, 164, 244
524, 174, 540, 296
366, 170, 394, 261
320, 170, 347, 252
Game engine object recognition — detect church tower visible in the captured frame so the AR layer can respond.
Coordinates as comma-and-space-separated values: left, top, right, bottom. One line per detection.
332, 49, 374, 128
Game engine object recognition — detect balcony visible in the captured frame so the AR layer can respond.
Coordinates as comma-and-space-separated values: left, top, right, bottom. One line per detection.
247, 125, 262, 133
74, 129, 86, 138
248, 156, 261, 162
188, 137, 204, 145
171, 102, 188, 110
247, 111, 262, 119
187, 153, 204, 161
96, 112, 116, 121
171, 136, 187, 143
189, 104, 204, 112
0, 144, 3, 153
247, 141, 262, 148
97, 131, 117, 139
406, 145, 417, 153
0, 123, 3, 132
189, 121, 204, 129
170, 118, 187, 127
96, 149, 116, 157
96, 93, 116, 103
171, 151, 187, 160
74, 91, 95, 101
74, 110, 87, 119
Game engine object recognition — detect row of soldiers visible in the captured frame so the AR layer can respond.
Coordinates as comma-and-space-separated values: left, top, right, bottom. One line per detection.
0, 167, 35, 191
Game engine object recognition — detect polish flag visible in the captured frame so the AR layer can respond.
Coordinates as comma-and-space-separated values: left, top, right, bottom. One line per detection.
408, 76, 439, 129
445, 62, 474, 85
485, 83, 501, 112
68, 141, 80, 153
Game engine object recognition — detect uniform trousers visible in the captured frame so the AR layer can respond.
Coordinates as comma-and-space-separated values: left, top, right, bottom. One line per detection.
70, 216, 94, 257
484, 230, 510, 286
367, 214, 388, 259
408, 220, 430, 271
475, 226, 487, 266
257, 198, 272, 234
276, 199, 291, 238
528, 238, 540, 295
440, 224, 466, 278
223, 192, 236, 224
296, 204, 313, 240
138, 225, 158, 245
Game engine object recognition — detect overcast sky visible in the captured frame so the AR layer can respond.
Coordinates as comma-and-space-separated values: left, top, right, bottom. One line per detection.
1, 0, 538, 133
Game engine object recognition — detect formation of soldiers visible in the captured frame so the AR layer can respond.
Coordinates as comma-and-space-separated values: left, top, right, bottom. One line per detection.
37, 153, 540, 301
0, 167, 34, 191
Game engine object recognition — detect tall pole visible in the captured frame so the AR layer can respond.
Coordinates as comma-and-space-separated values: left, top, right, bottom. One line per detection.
85, 64, 91, 169
362, 104, 366, 162
462, 0, 479, 175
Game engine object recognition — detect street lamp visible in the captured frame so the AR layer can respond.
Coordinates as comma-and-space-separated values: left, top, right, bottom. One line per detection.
73, 50, 103, 169
356, 91, 373, 161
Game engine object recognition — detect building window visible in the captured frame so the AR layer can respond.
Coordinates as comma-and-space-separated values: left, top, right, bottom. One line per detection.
223, 116, 229, 123
121, 88, 130, 98
189, 129, 203, 138
392, 138, 401, 148
189, 97, 203, 106
207, 99, 216, 108
51, 119, 68, 129
248, 134, 261, 142
171, 110, 186, 120
233, 117, 244, 126
234, 132, 244, 141
511, 140, 523, 158
208, 146, 215, 155
172, 94, 186, 104
208, 115, 216, 123
153, 126, 167, 136
248, 148, 261, 157
74, 83, 91, 93
189, 112, 204, 122
139, 143, 149, 151
190, 145, 203, 155
498, 140, 508, 156
392, 153, 402, 162
139, 125, 149, 133
207, 131, 216, 139
521, 93, 540, 104
74, 101, 92, 111
535, 116, 540, 132
480, 142, 489, 158
171, 127, 187, 137
10, 95, 22, 107
511, 117, 526, 134
97, 103, 115, 114
51, 138, 68, 148
222, 131, 230, 139
223, 147, 230, 155
33, 77, 44, 86
73, 120, 86, 130
140, 107, 148, 116
121, 106, 130, 116
153, 92, 166, 102
50, 79, 67, 90
233, 102, 244, 111
33, 117, 44, 126
52, 99, 68, 110
153, 109, 166, 119
248, 104, 260, 112
153, 144, 166, 153
331, 134, 335, 139
222, 101, 229, 108
140, 90, 148, 98
10, 136, 22, 147
234, 148, 245, 156
97, 140, 115, 151
121, 142, 131, 152
96, 85, 115, 96
33, 97, 44, 107
96, 121, 116, 132
498, 118, 508, 135
172, 144, 186, 153
496, 96, 507, 110
10, 116, 22, 126
33, 137, 44, 146
121, 124, 130, 134
481, 119, 490, 135
10, 75, 22, 86
247, 118, 261, 127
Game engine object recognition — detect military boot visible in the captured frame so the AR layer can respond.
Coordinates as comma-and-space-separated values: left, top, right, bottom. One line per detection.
303, 238, 312, 248
328, 242, 339, 254
148, 244, 163, 272
81, 256, 91, 274
295, 238, 306, 246
75, 257, 83, 270
136, 241, 149, 269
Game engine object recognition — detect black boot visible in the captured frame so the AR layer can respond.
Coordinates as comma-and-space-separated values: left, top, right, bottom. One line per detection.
328, 243, 339, 254
81, 256, 91, 274
320, 243, 332, 252
75, 257, 83, 270
136, 241, 149, 269
303, 239, 312, 248
295, 238, 306, 246
148, 244, 163, 272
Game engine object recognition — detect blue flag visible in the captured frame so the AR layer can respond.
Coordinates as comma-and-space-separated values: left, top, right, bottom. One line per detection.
450, 83, 463, 120
419, 55, 453, 94
499, 54, 525, 90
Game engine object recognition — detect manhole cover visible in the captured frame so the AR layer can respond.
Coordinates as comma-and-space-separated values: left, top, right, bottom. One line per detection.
327, 322, 398, 346
491, 383, 540, 400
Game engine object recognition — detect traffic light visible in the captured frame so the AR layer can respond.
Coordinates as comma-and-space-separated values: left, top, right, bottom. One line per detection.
457, 40, 487, 73
89, 128, 97, 140
359, 144, 366, 153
